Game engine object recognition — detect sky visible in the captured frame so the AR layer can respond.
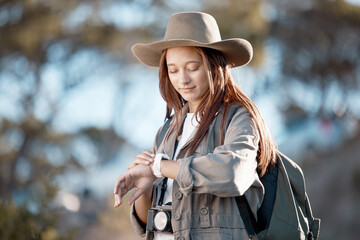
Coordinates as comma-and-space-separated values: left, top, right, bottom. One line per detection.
346, 0, 360, 6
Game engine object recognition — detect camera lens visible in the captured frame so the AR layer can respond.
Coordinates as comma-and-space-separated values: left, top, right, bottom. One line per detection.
154, 211, 170, 231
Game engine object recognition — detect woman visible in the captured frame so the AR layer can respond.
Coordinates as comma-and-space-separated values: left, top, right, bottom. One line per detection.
114, 12, 277, 240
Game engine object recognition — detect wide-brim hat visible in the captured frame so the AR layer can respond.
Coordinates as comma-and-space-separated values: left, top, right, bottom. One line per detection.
131, 12, 253, 68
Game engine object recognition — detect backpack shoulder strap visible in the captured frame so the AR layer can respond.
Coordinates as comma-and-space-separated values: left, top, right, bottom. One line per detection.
236, 196, 258, 240
155, 116, 173, 149
226, 104, 258, 239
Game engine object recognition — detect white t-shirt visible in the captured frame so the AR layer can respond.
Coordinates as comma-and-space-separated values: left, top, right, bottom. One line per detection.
154, 113, 199, 240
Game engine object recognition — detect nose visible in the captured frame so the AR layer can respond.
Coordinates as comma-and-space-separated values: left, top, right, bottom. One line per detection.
178, 70, 191, 86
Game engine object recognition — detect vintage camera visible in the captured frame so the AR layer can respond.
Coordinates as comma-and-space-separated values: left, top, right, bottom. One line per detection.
146, 204, 173, 233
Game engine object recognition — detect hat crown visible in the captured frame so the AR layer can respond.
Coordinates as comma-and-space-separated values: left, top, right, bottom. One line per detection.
164, 12, 222, 43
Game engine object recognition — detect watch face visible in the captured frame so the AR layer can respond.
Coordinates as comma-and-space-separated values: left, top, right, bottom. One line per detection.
154, 211, 169, 231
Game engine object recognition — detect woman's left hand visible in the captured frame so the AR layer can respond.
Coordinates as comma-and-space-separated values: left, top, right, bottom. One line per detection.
113, 163, 156, 207
127, 150, 155, 169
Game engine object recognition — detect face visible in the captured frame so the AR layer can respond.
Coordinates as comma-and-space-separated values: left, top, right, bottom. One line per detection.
166, 47, 210, 113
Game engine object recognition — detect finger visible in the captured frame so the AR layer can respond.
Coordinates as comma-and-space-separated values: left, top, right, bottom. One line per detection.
133, 157, 152, 166
142, 150, 155, 158
136, 152, 154, 162
114, 180, 130, 207
120, 182, 128, 197
114, 175, 125, 194
128, 163, 136, 169
114, 193, 122, 208
129, 189, 144, 205
114, 192, 125, 208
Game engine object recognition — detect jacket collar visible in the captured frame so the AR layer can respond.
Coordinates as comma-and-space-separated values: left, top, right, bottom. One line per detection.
158, 104, 197, 159
158, 103, 226, 159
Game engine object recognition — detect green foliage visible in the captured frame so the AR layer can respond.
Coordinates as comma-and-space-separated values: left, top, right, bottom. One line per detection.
0, 187, 75, 240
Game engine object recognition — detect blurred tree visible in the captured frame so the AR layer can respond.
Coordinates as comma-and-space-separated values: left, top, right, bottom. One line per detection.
268, 0, 360, 126
0, 0, 155, 238
201, 0, 360, 151
203, 0, 270, 67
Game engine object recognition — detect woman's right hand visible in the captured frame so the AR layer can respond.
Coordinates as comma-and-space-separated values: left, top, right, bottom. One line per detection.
127, 150, 155, 169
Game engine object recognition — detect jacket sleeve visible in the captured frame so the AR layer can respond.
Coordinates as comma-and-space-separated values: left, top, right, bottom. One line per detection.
176, 107, 263, 199
129, 203, 147, 237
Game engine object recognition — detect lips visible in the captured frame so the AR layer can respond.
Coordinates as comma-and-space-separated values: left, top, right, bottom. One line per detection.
180, 86, 195, 92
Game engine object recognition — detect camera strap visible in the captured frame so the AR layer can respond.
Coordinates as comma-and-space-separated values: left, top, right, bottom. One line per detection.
157, 177, 168, 206
156, 114, 183, 207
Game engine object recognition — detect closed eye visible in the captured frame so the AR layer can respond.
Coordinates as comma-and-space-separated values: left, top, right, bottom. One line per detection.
188, 66, 199, 72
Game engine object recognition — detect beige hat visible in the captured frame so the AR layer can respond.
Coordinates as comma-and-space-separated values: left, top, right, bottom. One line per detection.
131, 12, 253, 68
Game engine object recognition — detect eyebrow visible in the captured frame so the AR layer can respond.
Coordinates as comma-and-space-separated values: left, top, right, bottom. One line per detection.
167, 60, 201, 66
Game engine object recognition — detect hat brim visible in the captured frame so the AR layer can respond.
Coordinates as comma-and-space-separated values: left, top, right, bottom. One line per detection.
131, 38, 253, 68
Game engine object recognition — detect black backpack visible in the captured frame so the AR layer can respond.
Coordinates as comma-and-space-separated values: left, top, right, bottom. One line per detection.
156, 109, 321, 240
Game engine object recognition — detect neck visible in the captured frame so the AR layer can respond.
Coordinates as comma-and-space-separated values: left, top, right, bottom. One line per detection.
188, 102, 199, 113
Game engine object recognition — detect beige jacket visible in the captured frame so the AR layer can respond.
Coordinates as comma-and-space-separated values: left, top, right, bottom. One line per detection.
130, 104, 264, 240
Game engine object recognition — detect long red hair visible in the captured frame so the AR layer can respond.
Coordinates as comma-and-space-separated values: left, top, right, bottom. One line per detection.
159, 47, 277, 176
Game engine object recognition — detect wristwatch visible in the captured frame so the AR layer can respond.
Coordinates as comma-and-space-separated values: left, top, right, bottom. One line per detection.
151, 153, 170, 178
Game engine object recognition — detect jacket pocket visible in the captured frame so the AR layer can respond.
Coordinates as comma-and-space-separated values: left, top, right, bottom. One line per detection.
190, 228, 232, 240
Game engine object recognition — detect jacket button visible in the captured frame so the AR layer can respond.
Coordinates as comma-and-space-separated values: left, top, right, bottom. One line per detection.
174, 192, 183, 200
174, 213, 181, 220
200, 207, 208, 215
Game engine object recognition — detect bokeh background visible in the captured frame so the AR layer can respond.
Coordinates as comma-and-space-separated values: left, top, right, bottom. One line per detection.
1, 0, 360, 239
